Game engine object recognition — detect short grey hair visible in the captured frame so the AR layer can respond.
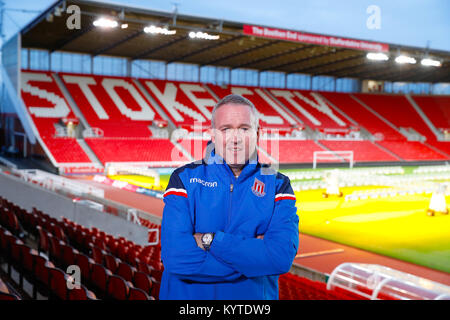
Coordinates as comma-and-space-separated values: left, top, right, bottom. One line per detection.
211, 94, 259, 129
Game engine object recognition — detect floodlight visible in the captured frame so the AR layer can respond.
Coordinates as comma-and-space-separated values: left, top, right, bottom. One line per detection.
366, 52, 389, 61
93, 17, 118, 28
395, 55, 416, 64
421, 58, 441, 67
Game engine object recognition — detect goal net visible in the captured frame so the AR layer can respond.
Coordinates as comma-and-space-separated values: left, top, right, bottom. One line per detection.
313, 150, 354, 169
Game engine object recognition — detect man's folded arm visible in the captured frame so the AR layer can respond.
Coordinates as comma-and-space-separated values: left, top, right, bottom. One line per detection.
209, 176, 299, 278
161, 173, 243, 283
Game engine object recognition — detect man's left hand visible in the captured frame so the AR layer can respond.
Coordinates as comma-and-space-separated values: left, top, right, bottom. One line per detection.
193, 233, 205, 250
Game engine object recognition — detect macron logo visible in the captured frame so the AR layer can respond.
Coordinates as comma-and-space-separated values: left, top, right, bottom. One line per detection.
190, 177, 218, 188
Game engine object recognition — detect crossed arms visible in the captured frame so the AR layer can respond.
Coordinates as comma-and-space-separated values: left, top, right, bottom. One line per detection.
161, 183, 299, 283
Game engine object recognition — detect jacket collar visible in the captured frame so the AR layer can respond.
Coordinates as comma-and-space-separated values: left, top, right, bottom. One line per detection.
203, 141, 260, 180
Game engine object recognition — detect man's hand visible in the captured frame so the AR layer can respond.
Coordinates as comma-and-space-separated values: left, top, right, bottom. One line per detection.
193, 233, 205, 250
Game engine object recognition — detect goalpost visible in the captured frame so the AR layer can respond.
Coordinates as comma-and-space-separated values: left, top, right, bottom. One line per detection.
313, 150, 354, 169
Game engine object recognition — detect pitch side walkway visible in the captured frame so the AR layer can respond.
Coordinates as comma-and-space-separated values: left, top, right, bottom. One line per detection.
77, 177, 450, 286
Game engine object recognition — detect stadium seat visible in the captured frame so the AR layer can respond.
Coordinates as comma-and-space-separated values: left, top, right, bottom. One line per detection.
10, 240, 29, 288
104, 253, 119, 273
74, 252, 93, 284
106, 275, 131, 300
1, 232, 17, 275
48, 234, 64, 267
90, 263, 112, 298
22, 248, 39, 288
67, 283, 97, 300
61, 243, 78, 267
0, 291, 20, 300
90, 244, 106, 265
36, 226, 50, 256
116, 244, 129, 261
133, 271, 154, 296
48, 267, 70, 300
128, 287, 151, 300
116, 262, 135, 283
33, 256, 54, 298
136, 259, 154, 275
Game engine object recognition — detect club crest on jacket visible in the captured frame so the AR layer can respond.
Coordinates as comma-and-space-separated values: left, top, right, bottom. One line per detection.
251, 178, 266, 197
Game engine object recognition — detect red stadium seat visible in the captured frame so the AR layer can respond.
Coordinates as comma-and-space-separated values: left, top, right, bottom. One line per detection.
36, 226, 50, 254
48, 267, 70, 300
68, 283, 97, 300
104, 253, 119, 273
61, 243, 78, 267
136, 259, 154, 275
116, 262, 135, 283
128, 287, 151, 300
74, 252, 94, 283
48, 234, 64, 266
33, 256, 54, 298
106, 275, 131, 300
0, 291, 20, 300
133, 271, 153, 296
90, 244, 105, 264
90, 263, 112, 298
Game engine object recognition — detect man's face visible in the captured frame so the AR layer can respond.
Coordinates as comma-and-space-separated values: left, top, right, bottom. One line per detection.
210, 103, 258, 166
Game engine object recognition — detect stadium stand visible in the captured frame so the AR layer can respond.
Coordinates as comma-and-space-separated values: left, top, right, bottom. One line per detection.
19, 70, 450, 166
320, 91, 406, 141
412, 95, 450, 132
268, 88, 352, 131
259, 139, 334, 163
208, 84, 300, 129
20, 70, 93, 164
139, 78, 216, 130
59, 73, 164, 137
376, 140, 448, 161
355, 93, 439, 142
176, 138, 209, 161
84, 137, 190, 164
0, 196, 162, 300
318, 140, 400, 162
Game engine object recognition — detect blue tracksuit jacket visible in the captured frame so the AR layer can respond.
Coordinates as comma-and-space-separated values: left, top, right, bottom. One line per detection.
159, 145, 299, 300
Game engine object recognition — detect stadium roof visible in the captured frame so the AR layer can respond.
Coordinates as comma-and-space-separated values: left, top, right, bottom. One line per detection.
20, 0, 450, 83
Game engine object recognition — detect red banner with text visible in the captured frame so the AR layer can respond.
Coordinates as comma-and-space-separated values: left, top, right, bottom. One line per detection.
243, 25, 389, 52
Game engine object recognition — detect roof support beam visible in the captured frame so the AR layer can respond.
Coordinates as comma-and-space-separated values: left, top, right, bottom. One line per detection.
266, 48, 344, 73
231, 44, 315, 69
92, 30, 144, 57
50, 25, 95, 53
293, 53, 364, 74
201, 40, 281, 66
167, 35, 243, 63
131, 35, 186, 60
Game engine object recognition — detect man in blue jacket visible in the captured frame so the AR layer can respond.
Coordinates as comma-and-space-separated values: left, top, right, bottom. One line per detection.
160, 94, 299, 300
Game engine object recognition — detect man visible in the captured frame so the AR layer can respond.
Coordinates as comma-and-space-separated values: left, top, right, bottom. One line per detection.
160, 94, 299, 300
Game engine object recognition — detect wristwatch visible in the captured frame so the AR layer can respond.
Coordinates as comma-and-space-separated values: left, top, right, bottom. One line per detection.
201, 233, 215, 251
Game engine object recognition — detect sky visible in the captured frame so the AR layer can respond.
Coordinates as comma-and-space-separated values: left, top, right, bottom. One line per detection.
0, 0, 449, 51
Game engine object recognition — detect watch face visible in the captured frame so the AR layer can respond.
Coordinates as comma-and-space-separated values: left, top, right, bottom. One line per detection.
202, 233, 212, 244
